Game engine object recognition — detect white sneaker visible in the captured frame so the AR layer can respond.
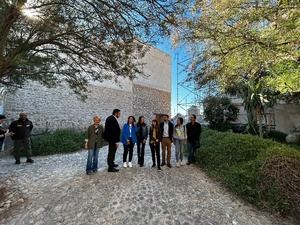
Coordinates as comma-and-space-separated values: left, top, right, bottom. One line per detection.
123, 162, 127, 168
176, 162, 180, 167
180, 161, 184, 166
128, 162, 133, 168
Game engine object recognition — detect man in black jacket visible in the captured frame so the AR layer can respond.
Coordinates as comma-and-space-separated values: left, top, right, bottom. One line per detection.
186, 114, 202, 165
104, 109, 121, 172
9, 112, 34, 164
159, 114, 174, 168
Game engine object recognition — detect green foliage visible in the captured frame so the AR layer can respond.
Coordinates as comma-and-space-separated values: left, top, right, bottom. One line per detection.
197, 129, 300, 216
31, 129, 85, 156
266, 130, 288, 143
203, 96, 239, 131
266, 60, 300, 94
176, 0, 300, 96
0, 0, 185, 97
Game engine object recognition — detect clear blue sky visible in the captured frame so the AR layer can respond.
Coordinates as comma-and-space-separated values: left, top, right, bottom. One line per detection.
155, 38, 197, 117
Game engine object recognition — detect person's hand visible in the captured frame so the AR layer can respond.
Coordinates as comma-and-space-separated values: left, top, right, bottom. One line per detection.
116, 143, 119, 148
143, 139, 146, 144
156, 139, 159, 143
7, 132, 15, 136
127, 140, 130, 145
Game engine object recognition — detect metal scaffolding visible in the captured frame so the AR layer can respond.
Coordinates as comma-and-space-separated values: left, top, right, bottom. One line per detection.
175, 54, 215, 119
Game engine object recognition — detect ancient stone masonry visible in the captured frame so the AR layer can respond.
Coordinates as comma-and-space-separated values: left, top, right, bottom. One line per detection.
3, 46, 171, 132
132, 84, 170, 124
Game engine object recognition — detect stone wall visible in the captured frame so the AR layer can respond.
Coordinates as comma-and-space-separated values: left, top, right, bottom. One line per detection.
3, 46, 171, 133
4, 82, 133, 133
132, 84, 171, 124
4, 82, 171, 133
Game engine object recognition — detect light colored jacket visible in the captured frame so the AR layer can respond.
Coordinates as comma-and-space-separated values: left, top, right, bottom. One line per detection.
173, 125, 187, 141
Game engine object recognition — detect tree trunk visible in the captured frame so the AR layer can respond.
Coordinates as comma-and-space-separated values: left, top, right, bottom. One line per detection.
246, 107, 258, 134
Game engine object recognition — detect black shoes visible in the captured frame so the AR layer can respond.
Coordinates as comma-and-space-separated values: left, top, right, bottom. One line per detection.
15, 159, 34, 164
26, 158, 34, 163
161, 162, 166, 167
113, 164, 118, 168
158, 167, 162, 171
186, 162, 191, 165
108, 168, 119, 172
167, 164, 172, 168
152, 164, 156, 168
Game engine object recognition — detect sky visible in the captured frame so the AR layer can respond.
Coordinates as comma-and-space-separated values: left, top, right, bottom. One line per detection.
155, 38, 199, 118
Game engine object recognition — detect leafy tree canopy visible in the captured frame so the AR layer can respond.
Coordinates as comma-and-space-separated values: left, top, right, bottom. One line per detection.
0, 0, 185, 97
174, 0, 300, 95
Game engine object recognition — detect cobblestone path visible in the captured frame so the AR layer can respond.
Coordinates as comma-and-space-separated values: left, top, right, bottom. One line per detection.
0, 145, 296, 225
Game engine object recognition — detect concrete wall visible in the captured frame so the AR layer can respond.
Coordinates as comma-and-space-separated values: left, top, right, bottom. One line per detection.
3, 46, 171, 132
230, 96, 300, 134
273, 103, 300, 133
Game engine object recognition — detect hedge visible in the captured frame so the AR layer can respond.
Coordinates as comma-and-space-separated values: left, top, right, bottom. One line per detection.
197, 129, 300, 217
31, 129, 85, 156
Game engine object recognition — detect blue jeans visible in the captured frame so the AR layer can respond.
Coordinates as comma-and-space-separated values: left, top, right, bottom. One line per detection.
187, 142, 197, 163
86, 147, 99, 172
174, 139, 184, 162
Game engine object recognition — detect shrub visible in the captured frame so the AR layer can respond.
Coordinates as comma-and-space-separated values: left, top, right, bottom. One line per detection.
31, 129, 85, 156
266, 130, 288, 143
197, 129, 300, 216
203, 96, 239, 131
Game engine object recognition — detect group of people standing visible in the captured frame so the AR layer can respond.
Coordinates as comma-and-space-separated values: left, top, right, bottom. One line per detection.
85, 109, 202, 174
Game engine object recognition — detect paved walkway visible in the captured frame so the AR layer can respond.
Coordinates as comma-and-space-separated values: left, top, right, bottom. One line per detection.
0, 145, 296, 225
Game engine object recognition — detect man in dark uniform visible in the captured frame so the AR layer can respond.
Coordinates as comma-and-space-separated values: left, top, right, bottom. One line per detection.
9, 112, 34, 164
104, 109, 121, 172
0, 115, 7, 151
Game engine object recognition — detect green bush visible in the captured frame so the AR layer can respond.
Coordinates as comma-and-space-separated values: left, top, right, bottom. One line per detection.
31, 129, 85, 156
266, 130, 287, 143
203, 96, 239, 131
197, 129, 300, 216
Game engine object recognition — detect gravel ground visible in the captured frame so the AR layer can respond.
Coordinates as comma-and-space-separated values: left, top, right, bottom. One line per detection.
0, 145, 297, 225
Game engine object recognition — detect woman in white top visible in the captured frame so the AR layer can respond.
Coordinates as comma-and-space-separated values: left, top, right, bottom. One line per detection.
173, 117, 187, 167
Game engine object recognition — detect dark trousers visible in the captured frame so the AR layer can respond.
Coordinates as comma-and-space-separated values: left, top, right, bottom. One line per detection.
13, 138, 32, 161
150, 143, 160, 168
137, 140, 145, 166
187, 142, 197, 163
107, 142, 117, 170
123, 143, 134, 162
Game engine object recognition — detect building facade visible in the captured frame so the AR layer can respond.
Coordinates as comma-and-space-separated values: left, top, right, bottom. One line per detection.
2, 46, 171, 133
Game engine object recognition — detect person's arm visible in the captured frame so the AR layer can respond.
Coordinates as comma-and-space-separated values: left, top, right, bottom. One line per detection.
29, 121, 33, 132
99, 125, 104, 147
159, 123, 163, 142
170, 122, 174, 142
144, 125, 148, 140
121, 124, 127, 144
156, 128, 160, 142
198, 124, 202, 139
173, 126, 178, 140
87, 126, 92, 139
